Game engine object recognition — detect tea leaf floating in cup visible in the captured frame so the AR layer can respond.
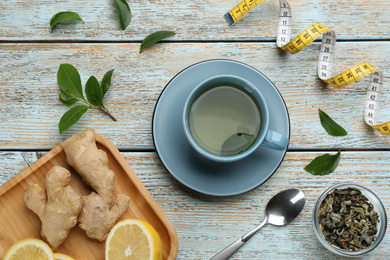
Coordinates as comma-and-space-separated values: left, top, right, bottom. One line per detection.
221, 132, 256, 156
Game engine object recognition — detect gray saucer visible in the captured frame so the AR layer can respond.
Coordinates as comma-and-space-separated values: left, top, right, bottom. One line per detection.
152, 60, 290, 196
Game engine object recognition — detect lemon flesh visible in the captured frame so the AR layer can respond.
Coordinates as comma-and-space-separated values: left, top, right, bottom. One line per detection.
4, 238, 54, 260
106, 219, 162, 260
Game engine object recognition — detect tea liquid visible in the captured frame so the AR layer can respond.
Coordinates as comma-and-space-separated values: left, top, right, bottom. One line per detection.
189, 85, 261, 156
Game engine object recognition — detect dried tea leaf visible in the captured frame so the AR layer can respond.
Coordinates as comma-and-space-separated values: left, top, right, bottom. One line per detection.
318, 187, 379, 251
140, 31, 175, 53
319, 109, 348, 136
304, 150, 341, 175
50, 12, 84, 30
114, 0, 131, 30
59, 105, 89, 134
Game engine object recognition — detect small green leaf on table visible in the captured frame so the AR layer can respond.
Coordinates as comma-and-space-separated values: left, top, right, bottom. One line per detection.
114, 0, 131, 30
140, 31, 176, 53
59, 105, 89, 134
304, 150, 341, 176
319, 109, 348, 136
50, 12, 84, 30
85, 76, 103, 107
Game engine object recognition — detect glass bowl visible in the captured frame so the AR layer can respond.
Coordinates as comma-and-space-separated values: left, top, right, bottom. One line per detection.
313, 183, 387, 257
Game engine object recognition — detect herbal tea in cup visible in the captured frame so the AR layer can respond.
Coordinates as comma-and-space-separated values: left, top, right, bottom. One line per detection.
183, 75, 288, 163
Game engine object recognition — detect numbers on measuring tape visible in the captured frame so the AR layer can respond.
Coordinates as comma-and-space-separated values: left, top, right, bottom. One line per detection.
224, 0, 389, 135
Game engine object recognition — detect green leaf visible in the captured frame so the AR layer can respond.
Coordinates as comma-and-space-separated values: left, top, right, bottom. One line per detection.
85, 76, 103, 107
59, 92, 77, 106
57, 64, 85, 100
319, 109, 348, 136
59, 105, 89, 134
221, 133, 256, 156
50, 12, 84, 30
101, 69, 114, 96
114, 0, 131, 30
140, 31, 175, 53
304, 150, 341, 175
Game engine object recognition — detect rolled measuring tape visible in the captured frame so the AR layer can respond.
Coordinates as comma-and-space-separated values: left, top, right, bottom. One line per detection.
224, 0, 389, 135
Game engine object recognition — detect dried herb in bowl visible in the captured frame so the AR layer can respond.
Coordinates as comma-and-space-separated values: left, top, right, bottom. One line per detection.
318, 187, 379, 251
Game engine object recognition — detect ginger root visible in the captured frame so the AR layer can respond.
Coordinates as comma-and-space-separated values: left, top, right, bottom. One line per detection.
24, 166, 82, 250
62, 128, 130, 241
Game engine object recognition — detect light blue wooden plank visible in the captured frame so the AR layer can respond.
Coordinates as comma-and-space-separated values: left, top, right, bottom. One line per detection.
1, 151, 389, 259
0, 0, 389, 41
0, 42, 389, 150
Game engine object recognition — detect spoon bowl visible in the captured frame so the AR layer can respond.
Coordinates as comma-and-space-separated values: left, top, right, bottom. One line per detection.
211, 188, 306, 260
266, 188, 306, 226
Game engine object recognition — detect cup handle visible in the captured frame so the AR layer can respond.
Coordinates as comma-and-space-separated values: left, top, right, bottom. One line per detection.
261, 130, 288, 151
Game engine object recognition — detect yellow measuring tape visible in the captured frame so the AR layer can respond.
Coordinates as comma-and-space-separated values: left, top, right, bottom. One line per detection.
224, 0, 390, 135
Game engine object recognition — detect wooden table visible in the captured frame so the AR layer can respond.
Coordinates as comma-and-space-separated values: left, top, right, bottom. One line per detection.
1, 0, 389, 259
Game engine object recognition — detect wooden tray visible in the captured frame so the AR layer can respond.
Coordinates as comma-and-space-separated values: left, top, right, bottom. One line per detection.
0, 133, 178, 259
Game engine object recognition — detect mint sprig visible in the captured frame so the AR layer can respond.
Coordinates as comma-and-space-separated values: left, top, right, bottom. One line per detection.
57, 64, 116, 134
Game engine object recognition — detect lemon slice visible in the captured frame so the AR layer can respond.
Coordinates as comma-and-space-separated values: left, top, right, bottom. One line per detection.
3, 238, 54, 260
54, 253, 75, 260
105, 219, 162, 260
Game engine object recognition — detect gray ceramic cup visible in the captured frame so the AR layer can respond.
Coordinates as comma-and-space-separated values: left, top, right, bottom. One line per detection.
183, 75, 288, 163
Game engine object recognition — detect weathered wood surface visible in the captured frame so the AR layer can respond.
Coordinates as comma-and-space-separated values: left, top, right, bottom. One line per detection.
1, 0, 389, 41
1, 0, 390, 258
0, 42, 389, 150
1, 151, 389, 259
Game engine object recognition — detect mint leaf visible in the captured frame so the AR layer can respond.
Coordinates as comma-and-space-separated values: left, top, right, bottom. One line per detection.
114, 0, 131, 30
59, 105, 89, 134
304, 150, 341, 175
319, 109, 348, 136
140, 31, 175, 53
85, 76, 103, 106
57, 64, 85, 100
101, 69, 114, 96
50, 12, 84, 30
59, 92, 77, 106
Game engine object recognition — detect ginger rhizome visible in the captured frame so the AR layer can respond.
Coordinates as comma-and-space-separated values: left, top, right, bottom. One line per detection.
62, 128, 130, 241
24, 166, 82, 250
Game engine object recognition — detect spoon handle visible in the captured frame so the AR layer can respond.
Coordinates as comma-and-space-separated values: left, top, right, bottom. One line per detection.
210, 219, 267, 260
209, 238, 245, 260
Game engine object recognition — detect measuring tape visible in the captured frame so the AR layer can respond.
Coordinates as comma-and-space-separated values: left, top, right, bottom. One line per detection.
224, 0, 389, 135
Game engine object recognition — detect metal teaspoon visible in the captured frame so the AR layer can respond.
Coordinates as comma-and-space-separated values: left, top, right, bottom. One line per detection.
210, 188, 306, 260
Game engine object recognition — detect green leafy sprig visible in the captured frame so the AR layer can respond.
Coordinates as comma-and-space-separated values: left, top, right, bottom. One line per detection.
57, 64, 116, 134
